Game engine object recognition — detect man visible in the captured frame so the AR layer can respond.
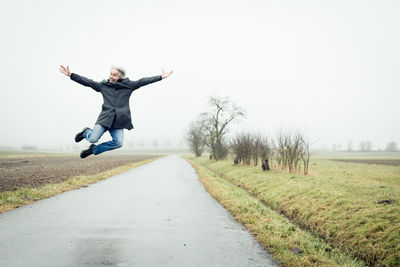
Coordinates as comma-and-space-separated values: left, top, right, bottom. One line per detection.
59, 65, 173, 158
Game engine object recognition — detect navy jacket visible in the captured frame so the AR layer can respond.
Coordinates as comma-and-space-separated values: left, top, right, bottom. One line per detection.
70, 73, 162, 130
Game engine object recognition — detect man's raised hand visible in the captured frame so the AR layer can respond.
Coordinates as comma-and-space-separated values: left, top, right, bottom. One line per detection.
59, 65, 71, 77
161, 68, 173, 79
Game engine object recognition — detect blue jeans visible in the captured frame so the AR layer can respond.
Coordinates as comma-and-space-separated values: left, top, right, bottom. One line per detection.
83, 124, 124, 155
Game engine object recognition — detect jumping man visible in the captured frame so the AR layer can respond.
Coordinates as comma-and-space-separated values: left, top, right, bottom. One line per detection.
59, 65, 173, 158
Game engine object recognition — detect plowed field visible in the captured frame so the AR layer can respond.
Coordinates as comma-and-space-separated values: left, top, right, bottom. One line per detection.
0, 154, 156, 192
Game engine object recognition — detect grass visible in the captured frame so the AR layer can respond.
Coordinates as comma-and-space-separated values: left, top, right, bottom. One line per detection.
187, 157, 366, 267
0, 158, 156, 213
187, 154, 400, 267
312, 151, 400, 160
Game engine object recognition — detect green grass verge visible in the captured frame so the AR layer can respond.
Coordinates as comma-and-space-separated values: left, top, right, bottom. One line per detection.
188, 155, 400, 266
187, 157, 366, 267
0, 158, 156, 213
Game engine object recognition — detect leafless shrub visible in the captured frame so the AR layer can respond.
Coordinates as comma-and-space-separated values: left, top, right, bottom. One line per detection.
231, 133, 253, 165
231, 132, 273, 168
275, 129, 310, 174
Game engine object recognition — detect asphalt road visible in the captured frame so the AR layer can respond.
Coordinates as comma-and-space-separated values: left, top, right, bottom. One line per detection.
0, 155, 279, 267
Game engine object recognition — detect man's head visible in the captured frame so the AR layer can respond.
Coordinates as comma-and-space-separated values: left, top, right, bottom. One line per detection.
109, 66, 126, 83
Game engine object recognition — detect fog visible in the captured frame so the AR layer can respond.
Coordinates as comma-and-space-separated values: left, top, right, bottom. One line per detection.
0, 0, 399, 151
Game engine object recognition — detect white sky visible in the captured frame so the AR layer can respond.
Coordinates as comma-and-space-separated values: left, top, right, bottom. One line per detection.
0, 0, 399, 150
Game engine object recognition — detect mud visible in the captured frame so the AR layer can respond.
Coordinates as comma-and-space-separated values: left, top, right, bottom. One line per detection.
0, 154, 156, 192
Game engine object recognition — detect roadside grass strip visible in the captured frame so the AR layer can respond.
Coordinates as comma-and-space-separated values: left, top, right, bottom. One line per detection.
0, 158, 156, 213
189, 157, 400, 267
187, 158, 366, 267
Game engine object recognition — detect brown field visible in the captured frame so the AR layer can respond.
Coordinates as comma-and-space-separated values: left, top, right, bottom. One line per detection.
0, 154, 157, 193
331, 158, 400, 166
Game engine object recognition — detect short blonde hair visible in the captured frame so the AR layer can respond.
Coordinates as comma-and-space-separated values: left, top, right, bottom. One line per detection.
111, 66, 126, 79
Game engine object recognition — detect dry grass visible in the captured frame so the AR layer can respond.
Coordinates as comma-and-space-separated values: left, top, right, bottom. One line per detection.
187, 157, 366, 267
188, 155, 400, 267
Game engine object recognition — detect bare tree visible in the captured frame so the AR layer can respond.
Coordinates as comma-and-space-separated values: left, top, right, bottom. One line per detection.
259, 135, 273, 170
259, 136, 273, 162
359, 141, 372, 152
274, 133, 285, 169
385, 141, 398, 152
252, 134, 262, 166
300, 136, 311, 175
347, 141, 353, 152
201, 96, 245, 160
285, 130, 303, 172
184, 120, 207, 157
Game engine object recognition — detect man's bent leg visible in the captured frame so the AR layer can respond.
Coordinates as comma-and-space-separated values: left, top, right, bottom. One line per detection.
83, 124, 107, 143
92, 128, 124, 155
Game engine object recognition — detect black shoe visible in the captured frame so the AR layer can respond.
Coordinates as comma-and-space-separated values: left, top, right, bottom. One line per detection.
75, 127, 90, 143
80, 144, 95, 158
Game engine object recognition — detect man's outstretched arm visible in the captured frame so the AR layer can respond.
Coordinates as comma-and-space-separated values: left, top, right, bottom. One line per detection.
129, 68, 173, 90
59, 65, 101, 92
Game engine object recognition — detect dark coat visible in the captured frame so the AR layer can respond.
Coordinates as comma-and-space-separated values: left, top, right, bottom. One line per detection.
70, 73, 162, 130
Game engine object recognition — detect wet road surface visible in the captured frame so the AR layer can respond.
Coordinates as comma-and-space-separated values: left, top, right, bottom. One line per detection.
0, 156, 279, 267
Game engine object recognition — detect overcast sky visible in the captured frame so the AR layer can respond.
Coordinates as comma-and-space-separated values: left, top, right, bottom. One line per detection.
0, 0, 399, 150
